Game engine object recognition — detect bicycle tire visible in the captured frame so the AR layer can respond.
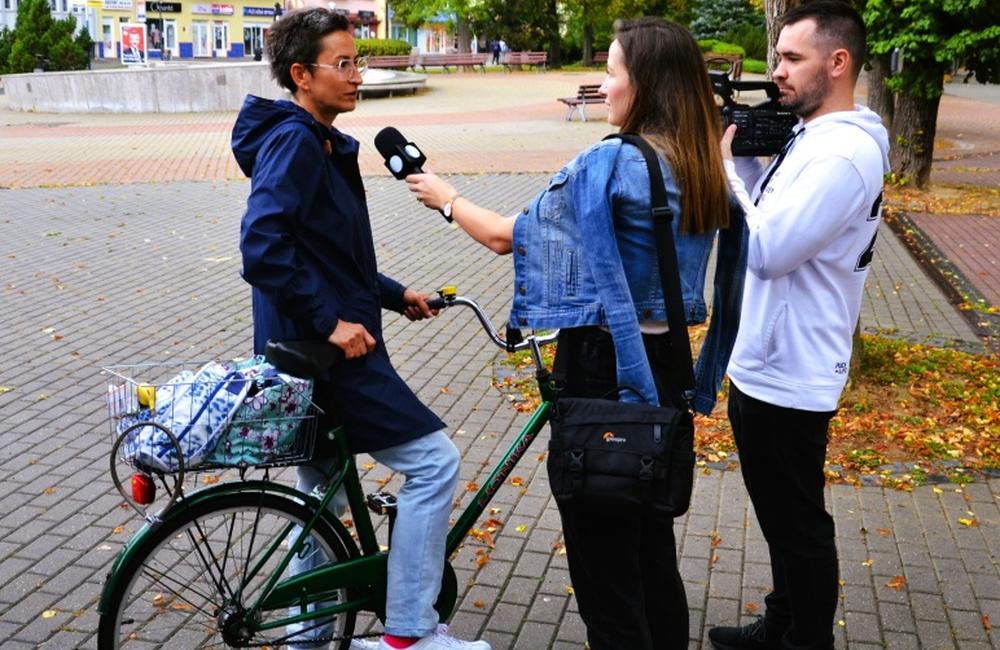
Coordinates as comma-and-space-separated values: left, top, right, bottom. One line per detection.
98, 491, 359, 649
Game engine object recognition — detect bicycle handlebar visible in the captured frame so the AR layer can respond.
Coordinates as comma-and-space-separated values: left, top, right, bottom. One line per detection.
427, 294, 559, 353
266, 295, 558, 378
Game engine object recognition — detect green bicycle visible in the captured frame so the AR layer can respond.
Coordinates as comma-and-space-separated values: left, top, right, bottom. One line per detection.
96, 290, 559, 648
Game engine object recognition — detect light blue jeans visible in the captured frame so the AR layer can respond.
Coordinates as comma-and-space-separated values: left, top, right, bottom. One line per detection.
288, 430, 460, 646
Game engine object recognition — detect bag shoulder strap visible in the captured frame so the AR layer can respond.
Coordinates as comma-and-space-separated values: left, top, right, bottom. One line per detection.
603, 134, 696, 394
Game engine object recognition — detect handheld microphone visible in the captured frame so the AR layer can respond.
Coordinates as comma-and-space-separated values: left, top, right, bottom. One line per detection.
374, 127, 427, 180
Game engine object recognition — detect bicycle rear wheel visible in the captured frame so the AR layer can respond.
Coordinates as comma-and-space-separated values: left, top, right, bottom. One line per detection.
98, 491, 359, 649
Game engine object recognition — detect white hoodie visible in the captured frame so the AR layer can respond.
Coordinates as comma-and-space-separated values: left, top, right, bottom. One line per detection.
725, 105, 890, 412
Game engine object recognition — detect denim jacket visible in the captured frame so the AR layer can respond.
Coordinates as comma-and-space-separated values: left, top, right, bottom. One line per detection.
510, 138, 747, 413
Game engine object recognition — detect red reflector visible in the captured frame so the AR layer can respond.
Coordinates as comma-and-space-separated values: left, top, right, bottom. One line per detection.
132, 474, 156, 505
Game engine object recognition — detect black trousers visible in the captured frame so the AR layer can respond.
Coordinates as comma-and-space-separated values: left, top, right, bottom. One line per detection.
728, 383, 838, 650
551, 327, 689, 650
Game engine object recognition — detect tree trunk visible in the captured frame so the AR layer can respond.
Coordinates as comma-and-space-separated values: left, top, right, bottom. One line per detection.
456, 17, 472, 53
764, 0, 801, 76
583, 25, 593, 66
546, 0, 561, 68
866, 54, 895, 129
890, 89, 941, 188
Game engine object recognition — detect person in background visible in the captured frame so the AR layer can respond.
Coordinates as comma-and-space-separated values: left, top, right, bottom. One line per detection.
708, 2, 889, 649
406, 17, 745, 650
232, 8, 490, 650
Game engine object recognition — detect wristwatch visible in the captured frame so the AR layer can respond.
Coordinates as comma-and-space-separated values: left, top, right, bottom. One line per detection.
440, 192, 461, 223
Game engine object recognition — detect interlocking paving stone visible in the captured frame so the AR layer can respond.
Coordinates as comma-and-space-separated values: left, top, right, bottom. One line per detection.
1, 78, 998, 647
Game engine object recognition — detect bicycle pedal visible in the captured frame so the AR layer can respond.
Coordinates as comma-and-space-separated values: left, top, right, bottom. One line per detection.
365, 491, 397, 515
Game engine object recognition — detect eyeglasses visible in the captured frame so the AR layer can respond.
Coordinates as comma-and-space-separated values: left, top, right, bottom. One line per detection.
308, 56, 368, 76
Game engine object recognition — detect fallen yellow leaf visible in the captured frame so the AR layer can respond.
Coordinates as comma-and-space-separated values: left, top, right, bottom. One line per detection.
41, 610, 57, 619
516, 524, 527, 533
886, 576, 905, 591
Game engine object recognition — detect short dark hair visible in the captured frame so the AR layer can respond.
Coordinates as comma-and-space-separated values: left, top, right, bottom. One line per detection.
266, 8, 350, 94
780, 0, 867, 77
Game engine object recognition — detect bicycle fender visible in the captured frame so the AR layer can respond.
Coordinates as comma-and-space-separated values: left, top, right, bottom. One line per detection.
96, 480, 352, 615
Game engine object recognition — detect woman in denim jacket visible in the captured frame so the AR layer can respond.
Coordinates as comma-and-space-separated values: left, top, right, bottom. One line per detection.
407, 17, 745, 650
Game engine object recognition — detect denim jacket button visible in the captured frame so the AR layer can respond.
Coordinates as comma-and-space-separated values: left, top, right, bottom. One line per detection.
518, 317, 527, 326
643, 309, 652, 319
522, 207, 528, 215
519, 286, 526, 295
517, 245, 526, 256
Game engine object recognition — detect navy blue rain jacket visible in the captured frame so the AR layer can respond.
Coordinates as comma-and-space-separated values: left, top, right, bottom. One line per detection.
232, 95, 444, 453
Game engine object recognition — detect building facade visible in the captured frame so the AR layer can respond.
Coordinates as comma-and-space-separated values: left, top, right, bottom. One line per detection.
2, 0, 379, 60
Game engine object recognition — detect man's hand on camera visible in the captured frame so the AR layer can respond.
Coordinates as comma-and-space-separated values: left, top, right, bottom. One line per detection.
329, 321, 376, 359
721, 124, 737, 161
402, 288, 438, 321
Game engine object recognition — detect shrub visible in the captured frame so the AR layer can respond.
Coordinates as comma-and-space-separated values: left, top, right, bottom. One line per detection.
356, 39, 413, 57
698, 40, 746, 56
689, 0, 762, 41
724, 23, 767, 61
0, 0, 88, 73
743, 58, 767, 74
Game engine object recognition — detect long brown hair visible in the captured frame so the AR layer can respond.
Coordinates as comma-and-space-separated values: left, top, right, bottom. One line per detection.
615, 17, 729, 233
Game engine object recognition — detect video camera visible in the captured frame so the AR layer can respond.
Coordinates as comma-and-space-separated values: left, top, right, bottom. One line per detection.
710, 70, 798, 157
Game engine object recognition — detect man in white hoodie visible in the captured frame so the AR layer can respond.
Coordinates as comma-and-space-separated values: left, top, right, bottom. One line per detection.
708, 2, 890, 649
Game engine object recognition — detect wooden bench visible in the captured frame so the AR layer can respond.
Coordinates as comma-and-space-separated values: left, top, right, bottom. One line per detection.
703, 53, 743, 81
416, 52, 488, 73
592, 51, 609, 66
503, 51, 549, 72
557, 83, 604, 122
367, 54, 416, 70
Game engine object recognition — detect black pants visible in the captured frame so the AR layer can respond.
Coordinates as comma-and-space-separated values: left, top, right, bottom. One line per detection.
728, 383, 838, 650
551, 327, 688, 650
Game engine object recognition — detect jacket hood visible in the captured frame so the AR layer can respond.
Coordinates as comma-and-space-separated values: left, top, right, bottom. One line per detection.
231, 95, 360, 177
806, 105, 891, 173
231, 96, 313, 177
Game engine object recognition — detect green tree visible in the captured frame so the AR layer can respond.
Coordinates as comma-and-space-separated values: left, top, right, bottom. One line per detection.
690, 0, 762, 40
391, 0, 479, 52
474, 0, 554, 52
865, 0, 1000, 187
0, 0, 89, 74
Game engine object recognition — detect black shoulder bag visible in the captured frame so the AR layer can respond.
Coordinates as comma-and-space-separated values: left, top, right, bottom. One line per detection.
547, 134, 696, 517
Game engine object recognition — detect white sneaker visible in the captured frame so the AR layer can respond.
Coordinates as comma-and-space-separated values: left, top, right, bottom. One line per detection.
376, 624, 491, 650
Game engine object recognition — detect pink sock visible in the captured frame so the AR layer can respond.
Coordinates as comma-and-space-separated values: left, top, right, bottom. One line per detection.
382, 634, 420, 648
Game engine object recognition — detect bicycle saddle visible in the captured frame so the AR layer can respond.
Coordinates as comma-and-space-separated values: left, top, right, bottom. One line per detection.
264, 340, 345, 378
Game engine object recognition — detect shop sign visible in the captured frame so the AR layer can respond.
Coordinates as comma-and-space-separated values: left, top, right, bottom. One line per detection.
243, 6, 274, 16
136, 0, 146, 20
191, 3, 233, 14
102, 0, 133, 10
148, 1, 181, 11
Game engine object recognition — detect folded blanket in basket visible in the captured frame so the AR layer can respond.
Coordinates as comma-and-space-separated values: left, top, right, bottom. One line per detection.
118, 362, 251, 472
206, 357, 313, 467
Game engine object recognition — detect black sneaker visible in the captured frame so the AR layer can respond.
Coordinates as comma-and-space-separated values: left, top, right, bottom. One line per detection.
708, 616, 783, 650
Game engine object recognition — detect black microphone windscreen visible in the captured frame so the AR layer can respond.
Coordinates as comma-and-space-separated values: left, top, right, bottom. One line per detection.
374, 127, 408, 161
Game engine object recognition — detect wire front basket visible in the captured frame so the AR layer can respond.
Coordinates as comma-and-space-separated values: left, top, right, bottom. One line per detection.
103, 358, 321, 476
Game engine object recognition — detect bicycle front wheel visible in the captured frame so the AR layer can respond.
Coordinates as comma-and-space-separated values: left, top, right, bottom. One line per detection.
98, 491, 359, 649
